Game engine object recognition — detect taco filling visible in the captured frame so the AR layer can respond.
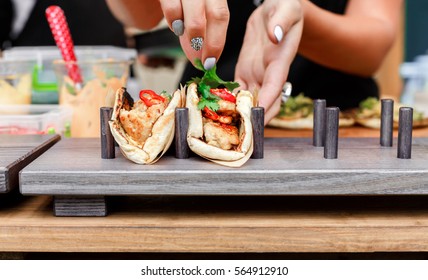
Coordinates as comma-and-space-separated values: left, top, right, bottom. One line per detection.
110, 87, 182, 164
201, 88, 241, 150
186, 59, 253, 162
117, 89, 170, 148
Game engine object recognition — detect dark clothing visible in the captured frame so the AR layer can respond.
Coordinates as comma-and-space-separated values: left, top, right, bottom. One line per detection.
288, 0, 378, 109
180, 0, 378, 110
0, 0, 13, 49
2, 0, 127, 48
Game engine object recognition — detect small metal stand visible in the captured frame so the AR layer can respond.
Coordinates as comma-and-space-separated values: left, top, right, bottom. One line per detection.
175, 108, 190, 159
100, 107, 115, 159
397, 107, 413, 159
380, 99, 394, 147
251, 107, 264, 159
313, 99, 326, 147
324, 107, 339, 159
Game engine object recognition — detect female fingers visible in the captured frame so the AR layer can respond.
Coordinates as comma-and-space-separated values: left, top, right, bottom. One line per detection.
259, 18, 303, 119
264, 94, 282, 125
182, 0, 206, 51
262, 0, 303, 44
159, 0, 184, 36
160, 0, 230, 69
201, 0, 229, 70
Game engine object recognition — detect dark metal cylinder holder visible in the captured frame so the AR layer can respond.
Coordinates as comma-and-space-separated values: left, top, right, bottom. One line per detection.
324, 107, 339, 159
251, 107, 265, 159
380, 99, 394, 147
175, 108, 190, 159
100, 107, 115, 159
397, 107, 413, 159
313, 99, 326, 147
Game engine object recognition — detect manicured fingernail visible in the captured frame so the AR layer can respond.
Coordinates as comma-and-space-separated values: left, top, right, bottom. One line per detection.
203, 57, 216, 70
190, 37, 203, 51
172, 20, 184, 36
274, 25, 283, 43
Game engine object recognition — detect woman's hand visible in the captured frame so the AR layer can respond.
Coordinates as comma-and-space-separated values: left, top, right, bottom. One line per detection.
159, 0, 230, 70
234, 0, 303, 124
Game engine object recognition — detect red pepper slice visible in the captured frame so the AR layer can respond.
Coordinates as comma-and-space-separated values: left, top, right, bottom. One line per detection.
139, 89, 165, 107
210, 88, 236, 103
203, 107, 219, 121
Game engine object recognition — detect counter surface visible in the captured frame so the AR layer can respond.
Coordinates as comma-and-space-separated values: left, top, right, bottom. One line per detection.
1, 127, 428, 253
0, 134, 60, 193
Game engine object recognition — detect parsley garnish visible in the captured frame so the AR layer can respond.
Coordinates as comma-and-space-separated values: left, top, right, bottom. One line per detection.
188, 59, 239, 111
160, 90, 172, 101
197, 97, 220, 111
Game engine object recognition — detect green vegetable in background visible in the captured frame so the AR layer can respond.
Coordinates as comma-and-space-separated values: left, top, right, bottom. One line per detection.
359, 97, 378, 111
278, 93, 313, 118
357, 97, 425, 121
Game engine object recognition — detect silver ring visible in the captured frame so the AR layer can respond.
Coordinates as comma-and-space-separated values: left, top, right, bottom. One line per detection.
281, 82, 292, 103
190, 37, 203, 51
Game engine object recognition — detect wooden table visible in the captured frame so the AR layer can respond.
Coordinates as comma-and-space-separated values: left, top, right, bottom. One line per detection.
0, 134, 60, 193
1, 127, 428, 253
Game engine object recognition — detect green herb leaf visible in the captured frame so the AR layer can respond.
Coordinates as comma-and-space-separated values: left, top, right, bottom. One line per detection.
187, 77, 201, 85
191, 58, 239, 112
198, 97, 220, 111
198, 82, 219, 100
194, 59, 205, 72
160, 90, 172, 101
193, 59, 240, 92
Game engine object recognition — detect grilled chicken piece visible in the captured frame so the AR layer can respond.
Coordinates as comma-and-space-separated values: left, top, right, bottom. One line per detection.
203, 121, 240, 150
217, 115, 233, 124
217, 99, 237, 116
119, 100, 166, 146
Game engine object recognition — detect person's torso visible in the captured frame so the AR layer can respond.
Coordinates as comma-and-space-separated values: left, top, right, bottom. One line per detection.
180, 0, 378, 110
289, 0, 378, 109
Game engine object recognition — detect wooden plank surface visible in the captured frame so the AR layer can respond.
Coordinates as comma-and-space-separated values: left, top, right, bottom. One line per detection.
0, 135, 60, 193
1, 127, 427, 253
20, 137, 428, 195
1, 195, 428, 252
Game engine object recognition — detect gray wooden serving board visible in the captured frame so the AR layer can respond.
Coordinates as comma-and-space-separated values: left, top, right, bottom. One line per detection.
19, 137, 428, 196
0, 134, 60, 193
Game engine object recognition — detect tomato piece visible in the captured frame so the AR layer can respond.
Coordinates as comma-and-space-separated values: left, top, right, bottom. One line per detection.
221, 123, 238, 133
139, 89, 165, 106
203, 107, 219, 121
210, 88, 236, 103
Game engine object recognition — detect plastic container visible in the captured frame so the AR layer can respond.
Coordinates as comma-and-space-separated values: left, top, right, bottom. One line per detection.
2, 46, 137, 104
0, 59, 35, 105
400, 54, 428, 116
0, 105, 72, 136
53, 59, 132, 138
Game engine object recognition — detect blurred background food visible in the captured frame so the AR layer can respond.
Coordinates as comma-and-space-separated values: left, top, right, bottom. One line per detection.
1, 0, 428, 136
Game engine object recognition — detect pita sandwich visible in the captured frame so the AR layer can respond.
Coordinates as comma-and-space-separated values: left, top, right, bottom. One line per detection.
355, 97, 428, 129
186, 83, 253, 167
109, 87, 184, 164
268, 93, 355, 129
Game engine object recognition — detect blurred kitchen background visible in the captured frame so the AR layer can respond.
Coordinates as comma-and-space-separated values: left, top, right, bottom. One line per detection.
1, 0, 428, 136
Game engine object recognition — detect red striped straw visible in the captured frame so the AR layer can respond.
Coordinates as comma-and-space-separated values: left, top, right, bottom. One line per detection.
45, 5, 82, 85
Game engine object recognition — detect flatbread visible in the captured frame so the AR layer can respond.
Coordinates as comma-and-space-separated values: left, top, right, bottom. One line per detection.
268, 114, 355, 129
355, 117, 428, 129
109, 87, 183, 164
186, 83, 253, 166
